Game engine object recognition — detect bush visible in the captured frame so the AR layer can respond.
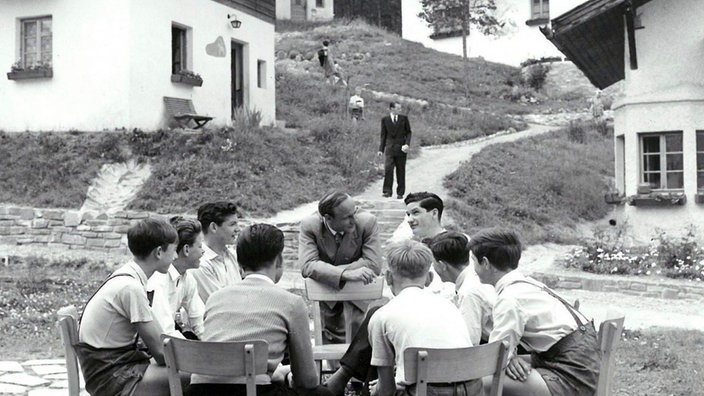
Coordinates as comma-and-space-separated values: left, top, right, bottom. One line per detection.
567, 121, 587, 143
522, 63, 550, 90
564, 225, 704, 280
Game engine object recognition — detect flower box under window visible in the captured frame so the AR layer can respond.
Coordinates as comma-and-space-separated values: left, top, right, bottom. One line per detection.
171, 73, 203, 87
627, 192, 686, 207
604, 192, 625, 205
7, 68, 53, 80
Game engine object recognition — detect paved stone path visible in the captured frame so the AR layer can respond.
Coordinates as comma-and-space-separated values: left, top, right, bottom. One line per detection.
81, 159, 151, 215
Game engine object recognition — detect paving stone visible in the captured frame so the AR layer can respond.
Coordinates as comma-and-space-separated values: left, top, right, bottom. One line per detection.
0, 383, 26, 394
43, 373, 67, 380
30, 365, 66, 376
49, 379, 68, 388
22, 359, 64, 366
0, 372, 50, 386
28, 389, 69, 396
0, 361, 24, 373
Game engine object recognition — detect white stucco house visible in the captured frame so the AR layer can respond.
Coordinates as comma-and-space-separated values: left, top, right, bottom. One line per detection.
402, 0, 586, 66
276, 0, 333, 21
544, 0, 704, 241
0, 0, 276, 132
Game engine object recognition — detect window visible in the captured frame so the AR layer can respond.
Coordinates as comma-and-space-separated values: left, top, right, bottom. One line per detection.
172, 25, 187, 74
697, 131, 704, 189
530, 0, 549, 20
316, 0, 324, 7
20, 16, 52, 68
640, 132, 683, 190
257, 60, 266, 89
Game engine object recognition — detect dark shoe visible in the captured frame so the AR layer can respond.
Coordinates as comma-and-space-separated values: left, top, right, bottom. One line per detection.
382, 193, 391, 198
397, 195, 403, 199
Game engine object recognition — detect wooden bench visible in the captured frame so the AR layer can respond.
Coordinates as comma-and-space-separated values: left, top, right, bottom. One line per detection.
163, 97, 213, 129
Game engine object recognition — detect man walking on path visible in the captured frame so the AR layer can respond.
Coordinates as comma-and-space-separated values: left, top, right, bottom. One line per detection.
378, 102, 411, 199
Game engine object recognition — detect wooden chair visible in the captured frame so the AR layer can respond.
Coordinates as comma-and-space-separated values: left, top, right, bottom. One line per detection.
163, 337, 268, 396
57, 305, 81, 396
596, 315, 625, 396
163, 96, 213, 129
403, 340, 510, 396
303, 277, 385, 376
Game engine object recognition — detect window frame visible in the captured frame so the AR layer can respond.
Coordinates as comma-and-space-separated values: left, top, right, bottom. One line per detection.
20, 15, 52, 69
697, 131, 704, 190
171, 24, 188, 74
257, 60, 266, 89
530, 0, 550, 20
316, 0, 324, 7
639, 131, 684, 192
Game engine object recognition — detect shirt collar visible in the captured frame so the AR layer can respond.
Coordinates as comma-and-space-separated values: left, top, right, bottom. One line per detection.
323, 218, 342, 237
397, 285, 423, 297
202, 242, 219, 261
124, 260, 149, 287
455, 265, 477, 291
167, 265, 183, 282
244, 274, 275, 285
495, 270, 525, 295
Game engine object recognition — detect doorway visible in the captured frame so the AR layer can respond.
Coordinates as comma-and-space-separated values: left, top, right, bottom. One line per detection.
231, 41, 244, 119
291, 0, 306, 21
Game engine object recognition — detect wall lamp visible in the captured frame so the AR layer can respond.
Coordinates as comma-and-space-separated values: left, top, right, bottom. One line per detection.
228, 14, 242, 29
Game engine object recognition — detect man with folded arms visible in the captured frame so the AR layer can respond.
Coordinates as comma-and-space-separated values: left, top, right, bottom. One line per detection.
299, 190, 382, 344
188, 224, 333, 396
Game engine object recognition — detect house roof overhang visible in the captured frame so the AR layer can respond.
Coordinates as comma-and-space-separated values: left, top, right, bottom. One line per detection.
541, 0, 654, 89
211, 0, 275, 24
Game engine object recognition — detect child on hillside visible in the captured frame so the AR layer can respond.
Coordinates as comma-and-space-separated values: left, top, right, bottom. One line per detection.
470, 229, 600, 396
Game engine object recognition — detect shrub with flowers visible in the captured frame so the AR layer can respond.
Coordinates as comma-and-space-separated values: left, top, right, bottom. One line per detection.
564, 224, 704, 281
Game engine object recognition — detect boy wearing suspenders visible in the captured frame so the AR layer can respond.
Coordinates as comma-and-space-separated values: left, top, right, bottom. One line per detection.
470, 229, 600, 396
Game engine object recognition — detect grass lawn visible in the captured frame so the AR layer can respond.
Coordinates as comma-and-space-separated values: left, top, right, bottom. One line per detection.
1, 257, 703, 396
443, 122, 614, 245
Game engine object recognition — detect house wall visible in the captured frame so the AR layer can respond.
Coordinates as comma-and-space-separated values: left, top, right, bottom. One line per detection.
126, 0, 276, 128
401, 0, 585, 66
0, 0, 132, 131
0, 0, 275, 132
612, 0, 704, 243
276, 0, 333, 21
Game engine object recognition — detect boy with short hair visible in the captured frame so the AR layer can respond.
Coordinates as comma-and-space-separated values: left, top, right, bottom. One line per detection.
428, 231, 496, 346
77, 217, 178, 396
368, 239, 481, 396
192, 201, 242, 302
148, 216, 206, 339
470, 229, 600, 396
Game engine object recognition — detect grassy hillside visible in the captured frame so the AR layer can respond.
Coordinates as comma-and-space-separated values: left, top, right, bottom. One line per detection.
444, 122, 615, 245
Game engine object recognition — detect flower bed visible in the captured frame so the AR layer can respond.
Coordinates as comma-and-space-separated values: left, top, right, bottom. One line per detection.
564, 225, 704, 281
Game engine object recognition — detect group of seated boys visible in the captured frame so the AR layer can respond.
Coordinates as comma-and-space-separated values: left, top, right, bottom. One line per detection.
75, 193, 601, 396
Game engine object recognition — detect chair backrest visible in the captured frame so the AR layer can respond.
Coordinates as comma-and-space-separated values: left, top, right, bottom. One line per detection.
403, 340, 509, 396
163, 337, 268, 396
56, 305, 81, 396
596, 316, 625, 396
163, 96, 196, 116
304, 277, 384, 344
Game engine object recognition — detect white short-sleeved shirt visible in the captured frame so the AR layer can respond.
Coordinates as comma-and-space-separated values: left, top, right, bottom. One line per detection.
147, 265, 205, 338
489, 271, 578, 357
79, 261, 154, 348
369, 286, 471, 386
455, 266, 496, 346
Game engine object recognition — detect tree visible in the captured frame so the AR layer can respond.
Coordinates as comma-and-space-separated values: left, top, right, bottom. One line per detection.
417, 0, 504, 59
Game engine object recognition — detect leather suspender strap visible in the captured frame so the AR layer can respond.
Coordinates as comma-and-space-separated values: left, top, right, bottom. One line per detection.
505, 279, 588, 331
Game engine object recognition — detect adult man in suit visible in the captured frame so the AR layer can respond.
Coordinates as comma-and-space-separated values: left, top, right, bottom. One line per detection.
378, 102, 412, 199
299, 191, 382, 344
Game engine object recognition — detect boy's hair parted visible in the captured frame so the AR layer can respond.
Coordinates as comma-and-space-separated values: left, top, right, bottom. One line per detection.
236, 223, 285, 272
404, 192, 444, 221
197, 201, 239, 234
467, 228, 522, 271
428, 231, 469, 268
169, 216, 202, 253
127, 217, 178, 259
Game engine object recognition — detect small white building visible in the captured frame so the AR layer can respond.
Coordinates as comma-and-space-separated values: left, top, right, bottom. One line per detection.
0, 0, 276, 132
276, 0, 333, 22
545, 0, 704, 242
402, 0, 585, 66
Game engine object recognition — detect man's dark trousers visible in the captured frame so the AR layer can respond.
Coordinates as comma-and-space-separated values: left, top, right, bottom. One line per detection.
383, 153, 406, 197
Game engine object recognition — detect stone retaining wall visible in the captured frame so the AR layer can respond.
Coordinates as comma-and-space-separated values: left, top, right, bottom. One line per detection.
0, 205, 303, 262
532, 271, 704, 301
